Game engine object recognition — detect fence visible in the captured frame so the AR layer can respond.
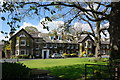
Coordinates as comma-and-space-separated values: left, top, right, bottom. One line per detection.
85, 63, 120, 80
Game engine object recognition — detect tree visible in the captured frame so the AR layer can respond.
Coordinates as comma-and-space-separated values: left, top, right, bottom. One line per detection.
1, 1, 120, 59
24, 26, 38, 32
76, 2, 110, 57
109, 2, 120, 59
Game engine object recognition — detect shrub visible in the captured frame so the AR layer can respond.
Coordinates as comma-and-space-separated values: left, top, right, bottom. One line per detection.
80, 51, 86, 57
17, 55, 29, 59
2, 62, 30, 79
62, 53, 70, 57
10, 55, 18, 59
88, 53, 94, 57
70, 53, 78, 57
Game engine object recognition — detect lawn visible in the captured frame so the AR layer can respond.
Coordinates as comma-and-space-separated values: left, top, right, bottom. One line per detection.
20, 57, 108, 80
20, 57, 107, 69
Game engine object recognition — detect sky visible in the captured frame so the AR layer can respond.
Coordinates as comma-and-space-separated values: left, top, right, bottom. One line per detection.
0, 1, 110, 41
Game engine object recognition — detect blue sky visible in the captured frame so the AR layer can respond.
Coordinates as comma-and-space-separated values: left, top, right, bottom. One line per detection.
0, 2, 110, 41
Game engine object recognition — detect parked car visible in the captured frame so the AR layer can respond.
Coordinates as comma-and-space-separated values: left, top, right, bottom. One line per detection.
51, 53, 63, 58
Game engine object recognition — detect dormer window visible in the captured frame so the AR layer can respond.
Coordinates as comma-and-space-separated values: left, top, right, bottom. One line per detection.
50, 36, 54, 40
58, 36, 62, 40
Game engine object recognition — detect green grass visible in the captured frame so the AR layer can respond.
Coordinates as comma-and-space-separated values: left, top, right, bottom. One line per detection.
20, 58, 107, 69
20, 58, 108, 80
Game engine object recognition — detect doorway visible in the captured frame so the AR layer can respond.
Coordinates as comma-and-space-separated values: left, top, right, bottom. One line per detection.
42, 49, 49, 59
44, 51, 47, 59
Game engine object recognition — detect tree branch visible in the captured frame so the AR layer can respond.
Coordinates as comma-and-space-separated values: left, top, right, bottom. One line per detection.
78, 31, 95, 37
22, 2, 108, 16
79, 14, 95, 36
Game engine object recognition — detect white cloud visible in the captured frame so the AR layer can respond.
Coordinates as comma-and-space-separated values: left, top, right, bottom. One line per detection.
20, 20, 64, 33
20, 22, 49, 33
74, 22, 91, 32
47, 21, 64, 30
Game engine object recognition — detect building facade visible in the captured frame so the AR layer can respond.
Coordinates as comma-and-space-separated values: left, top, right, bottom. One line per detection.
9, 28, 110, 58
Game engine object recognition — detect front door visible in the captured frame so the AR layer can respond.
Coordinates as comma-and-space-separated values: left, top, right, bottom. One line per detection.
42, 49, 49, 59
44, 51, 47, 59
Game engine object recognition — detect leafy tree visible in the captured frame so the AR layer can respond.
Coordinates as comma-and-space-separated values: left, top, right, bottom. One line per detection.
24, 26, 38, 32
1, 1, 120, 59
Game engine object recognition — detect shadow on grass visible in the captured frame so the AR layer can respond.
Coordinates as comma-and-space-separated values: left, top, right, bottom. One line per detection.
44, 64, 85, 80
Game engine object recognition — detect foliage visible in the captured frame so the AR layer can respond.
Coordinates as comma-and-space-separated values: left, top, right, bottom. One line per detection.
2, 41, 10, 53
70, 53, 78, 57
4, 44, 11, 50
80, 51, 86, 57
10, 55, 30, 59
25, 26, 38, 32
85, 64, 115, 79
88, 53, 94, 57
62, 53, 70, 57
2, 62, 30, 79
10, 55, 18, 59
17, 55, 29, 59
11, 55, 30, 59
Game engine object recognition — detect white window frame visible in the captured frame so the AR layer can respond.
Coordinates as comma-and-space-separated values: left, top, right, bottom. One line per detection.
20, 40, 26, 46
20, 49, 26, 55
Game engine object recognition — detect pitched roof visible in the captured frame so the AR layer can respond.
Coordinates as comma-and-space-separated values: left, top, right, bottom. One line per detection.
9, 28, 34, 40
78, 35, 87, 42
78, 35, 94, 43
38, 33, 78, 44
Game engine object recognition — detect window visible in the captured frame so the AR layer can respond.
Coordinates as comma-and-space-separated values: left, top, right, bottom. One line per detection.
50, 36, 54, 40
15, 50, 19, 54
49, 44, 52, 48
54, 44, 57, 48
58, 36, 62, 40
36, 45, 39, 50
16, 40, 19, 46
36, 39, 39, 42
21, 40, 26, 46
21, 49, 25, 54
88, 42, 91, 48
36, 51, 39, 56
44, 44, 47, 48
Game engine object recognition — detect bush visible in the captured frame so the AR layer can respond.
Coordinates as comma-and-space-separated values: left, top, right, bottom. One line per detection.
2, 62, 30, 79
70, 53, 78, 57
10, 55, 18, 59
62, 53, 70, 57
10, 55, 30, 59
17, 55, 29, 59
88, 53, 94, 57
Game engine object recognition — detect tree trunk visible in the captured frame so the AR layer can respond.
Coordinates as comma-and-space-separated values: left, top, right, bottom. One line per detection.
95, 22, 101, 58
109, 2, 120, 59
